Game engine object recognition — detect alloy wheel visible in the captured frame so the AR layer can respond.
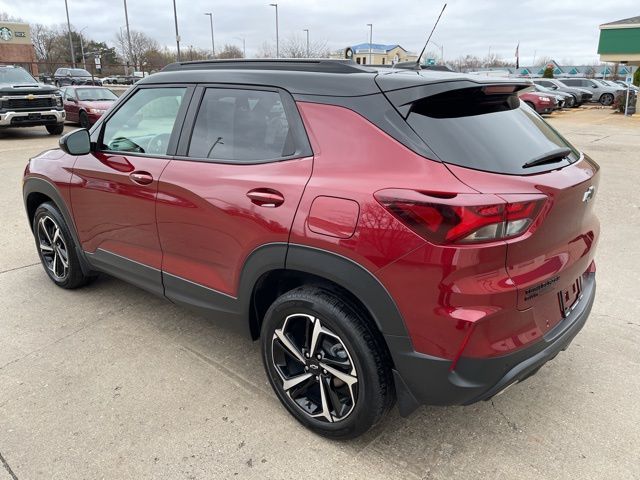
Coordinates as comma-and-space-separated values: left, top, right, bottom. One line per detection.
37, 215, 69, 281
271, 313, 358, 423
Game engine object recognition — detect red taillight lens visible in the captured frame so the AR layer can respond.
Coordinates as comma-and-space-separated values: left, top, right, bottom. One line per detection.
375, 189, 546, 245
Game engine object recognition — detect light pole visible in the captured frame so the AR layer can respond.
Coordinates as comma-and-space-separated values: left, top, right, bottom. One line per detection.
204, 13, 215, 58
367, 23, 372, 65
269, 3, 279, 58
172, 0, 181, 61
123, 0, 134, 72
79, 26, 88, 70
235, 37, 246, 58
303, 29, 309, 58
64, 0, 76, 67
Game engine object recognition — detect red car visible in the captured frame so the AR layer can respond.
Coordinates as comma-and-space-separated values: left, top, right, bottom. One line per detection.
23, 60, 599, 439
60, 86, 118, 128
520, 90, 556, 114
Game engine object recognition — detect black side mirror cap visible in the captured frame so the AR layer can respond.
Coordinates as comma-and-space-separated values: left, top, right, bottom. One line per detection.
59, 129, 91, 155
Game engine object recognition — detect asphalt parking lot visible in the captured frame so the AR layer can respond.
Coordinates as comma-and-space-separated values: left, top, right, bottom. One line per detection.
1, 109, 639, 480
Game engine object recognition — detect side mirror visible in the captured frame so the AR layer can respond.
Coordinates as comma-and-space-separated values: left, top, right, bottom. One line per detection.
59, 129, 91, 155
592, 85, 597, 88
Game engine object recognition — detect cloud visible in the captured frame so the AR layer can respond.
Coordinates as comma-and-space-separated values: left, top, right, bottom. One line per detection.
1, 0, 637, 63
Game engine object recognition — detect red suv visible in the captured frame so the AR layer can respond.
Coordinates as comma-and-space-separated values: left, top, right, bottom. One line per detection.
23, 60, 599, 439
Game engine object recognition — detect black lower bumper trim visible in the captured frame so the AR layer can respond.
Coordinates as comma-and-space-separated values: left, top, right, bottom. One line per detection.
389, 273, 596, 416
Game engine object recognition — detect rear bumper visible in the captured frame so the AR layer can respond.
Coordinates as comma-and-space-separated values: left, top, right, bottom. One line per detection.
0, 109, 65, 127
390, 272, 596, 416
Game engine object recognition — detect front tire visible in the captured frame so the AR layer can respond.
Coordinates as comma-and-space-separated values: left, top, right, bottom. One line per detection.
79, 110, 91, 129
46, 123, 64, 135
261, 286, 394, 439
33, 203, 94, 289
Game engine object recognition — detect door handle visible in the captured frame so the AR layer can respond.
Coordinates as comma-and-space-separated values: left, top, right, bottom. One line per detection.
246, 188, 285, 208
130, 171, 154, 185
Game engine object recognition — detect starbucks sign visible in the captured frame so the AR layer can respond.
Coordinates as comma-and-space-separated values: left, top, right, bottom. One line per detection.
0, 27, 13, 42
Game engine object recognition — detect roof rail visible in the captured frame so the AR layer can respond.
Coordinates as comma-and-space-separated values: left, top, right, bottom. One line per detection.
162, 59, 372, 74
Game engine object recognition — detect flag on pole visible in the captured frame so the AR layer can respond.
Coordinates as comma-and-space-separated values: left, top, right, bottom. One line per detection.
515, 42, 520, 69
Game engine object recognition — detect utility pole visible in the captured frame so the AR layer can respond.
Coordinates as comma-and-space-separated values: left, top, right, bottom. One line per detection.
367, 23, 373, 65
173, 0, 181, 61
123, 0, 134, 72
269, 3, 279, 58
430, 40, 444, 64
303, 29, 309, 58
79, 27, 88, 70
235, 37, 246, 58
64, 0, 76, 68
204, 13, 215, 58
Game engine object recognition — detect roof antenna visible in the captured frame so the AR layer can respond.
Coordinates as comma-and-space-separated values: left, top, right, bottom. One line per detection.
415, 3, 447, 70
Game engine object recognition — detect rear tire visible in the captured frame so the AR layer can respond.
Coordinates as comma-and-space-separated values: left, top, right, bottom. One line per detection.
46, 123, 64, 135
600, 93, 614, 106
33, 202, 95, 289
261, 286, 394, 439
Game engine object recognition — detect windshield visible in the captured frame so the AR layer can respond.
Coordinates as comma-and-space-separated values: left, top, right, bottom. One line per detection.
70, 69, 91, 77
0, 67, 37, 84
76, 88, 118, 101
406, 86, 579, 175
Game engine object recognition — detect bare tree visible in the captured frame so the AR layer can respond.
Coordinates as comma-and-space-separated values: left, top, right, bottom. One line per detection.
114, 29, 158, 70
280, 34, 329, 58
0, 11, 24, 22
256, 41, 275, 59
216, 44, 244, 59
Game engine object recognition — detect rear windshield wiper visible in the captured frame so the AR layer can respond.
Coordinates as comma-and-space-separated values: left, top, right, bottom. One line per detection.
522, 147, 572, 169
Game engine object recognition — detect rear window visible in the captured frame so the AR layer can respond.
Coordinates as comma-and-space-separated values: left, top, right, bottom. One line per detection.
405, 87, 579, 174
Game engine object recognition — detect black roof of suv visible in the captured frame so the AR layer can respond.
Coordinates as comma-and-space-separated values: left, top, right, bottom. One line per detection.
152, 59, 532, 97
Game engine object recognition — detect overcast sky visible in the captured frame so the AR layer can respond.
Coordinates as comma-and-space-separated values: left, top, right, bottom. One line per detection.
1, 0, 637, 64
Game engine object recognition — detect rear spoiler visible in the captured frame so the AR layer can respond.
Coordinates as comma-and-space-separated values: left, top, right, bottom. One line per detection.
381, 79, 532, 117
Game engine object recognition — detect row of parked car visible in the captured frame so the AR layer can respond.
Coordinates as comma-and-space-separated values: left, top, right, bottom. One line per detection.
520, 77, 638, 115
38, 68, 146, 87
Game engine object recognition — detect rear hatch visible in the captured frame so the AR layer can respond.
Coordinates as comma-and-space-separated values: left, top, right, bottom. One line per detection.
377, 71, 599, 326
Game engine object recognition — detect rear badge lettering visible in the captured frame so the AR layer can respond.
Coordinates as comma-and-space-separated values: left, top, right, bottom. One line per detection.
524, 276, 560, 301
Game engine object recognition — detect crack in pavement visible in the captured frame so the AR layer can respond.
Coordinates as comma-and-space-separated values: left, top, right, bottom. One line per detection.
0, 451, 18, 480
491, 400, 519, 432
0, 263, 40, 275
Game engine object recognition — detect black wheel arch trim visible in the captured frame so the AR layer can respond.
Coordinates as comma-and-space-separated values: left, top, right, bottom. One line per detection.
23, 176, 93, 275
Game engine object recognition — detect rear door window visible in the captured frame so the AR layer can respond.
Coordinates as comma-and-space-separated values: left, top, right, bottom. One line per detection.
405, 86, 579, 174
186, 88, 294, 162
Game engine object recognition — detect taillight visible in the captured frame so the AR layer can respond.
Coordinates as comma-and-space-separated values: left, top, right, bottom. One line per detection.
374, 189, 546, 245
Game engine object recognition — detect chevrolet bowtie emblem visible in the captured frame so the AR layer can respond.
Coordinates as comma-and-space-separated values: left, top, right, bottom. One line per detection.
26, 94, 35, 100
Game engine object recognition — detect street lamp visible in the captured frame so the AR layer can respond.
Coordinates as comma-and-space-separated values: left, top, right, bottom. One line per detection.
235, 37, 246, 58
269, 3, 279, 58
172, 0, 181, 61
63, 0, 76, 68
204, 13, 215, 58
303, 29, 309, 58
366, 23, 373, 65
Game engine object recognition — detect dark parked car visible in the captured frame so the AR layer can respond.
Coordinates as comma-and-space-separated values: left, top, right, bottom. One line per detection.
0, 65, 65, 134
61, 86, 118, 128
23, 59, 599, 439
533, 79, 592, 106
53, 68, 102, 87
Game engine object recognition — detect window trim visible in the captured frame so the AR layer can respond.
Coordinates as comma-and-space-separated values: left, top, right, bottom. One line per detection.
173, 83, 313, 165
92, 83, 195, 159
